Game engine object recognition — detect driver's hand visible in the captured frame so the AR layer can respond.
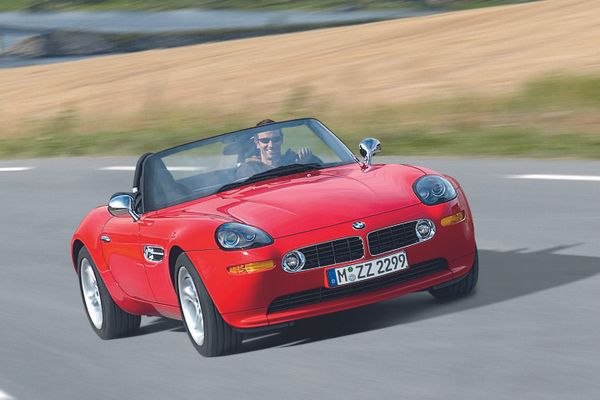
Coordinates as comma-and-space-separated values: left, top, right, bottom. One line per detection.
297, 147, 313, 162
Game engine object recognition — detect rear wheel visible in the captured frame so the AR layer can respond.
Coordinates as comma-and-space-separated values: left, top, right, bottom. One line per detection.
429, 251, 479, 300
77, 247, 141, 339
175, 253, 242, 357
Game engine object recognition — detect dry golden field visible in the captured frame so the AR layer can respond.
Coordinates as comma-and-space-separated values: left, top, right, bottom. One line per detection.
1, 0, 600, 139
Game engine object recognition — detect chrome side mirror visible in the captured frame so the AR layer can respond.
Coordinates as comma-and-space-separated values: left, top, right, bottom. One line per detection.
359, 138, 381, 170
108, 193, 140, 222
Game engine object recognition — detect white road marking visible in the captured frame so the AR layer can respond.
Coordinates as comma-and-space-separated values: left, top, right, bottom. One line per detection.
0, 167, 33, 172
99, 166, 206, 172
508, 174, 600, 182
0, 389, 15, 400
98, 166, 135, 171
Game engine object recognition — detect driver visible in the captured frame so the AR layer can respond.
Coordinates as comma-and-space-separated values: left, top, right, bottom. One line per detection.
236, 119, 315, 177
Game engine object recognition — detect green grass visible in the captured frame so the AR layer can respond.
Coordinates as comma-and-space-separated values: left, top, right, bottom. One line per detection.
0, 0, 537, 12
2, 73, 600, 160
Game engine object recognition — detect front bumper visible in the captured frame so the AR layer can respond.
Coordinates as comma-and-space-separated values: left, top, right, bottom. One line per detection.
187, 189, 476, 329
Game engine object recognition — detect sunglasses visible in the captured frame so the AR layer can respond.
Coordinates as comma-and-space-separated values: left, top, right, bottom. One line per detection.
257, 136, 283, 144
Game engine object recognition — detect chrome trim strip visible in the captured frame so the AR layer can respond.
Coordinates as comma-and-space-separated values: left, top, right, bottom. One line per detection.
367, 218, 436, 256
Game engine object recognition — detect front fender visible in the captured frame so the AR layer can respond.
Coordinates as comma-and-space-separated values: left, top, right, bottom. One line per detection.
72, 206, 159, 316
71, 206, 111, 273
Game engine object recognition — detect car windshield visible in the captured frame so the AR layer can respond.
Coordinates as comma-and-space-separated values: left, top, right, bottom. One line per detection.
142, 118, 357, 212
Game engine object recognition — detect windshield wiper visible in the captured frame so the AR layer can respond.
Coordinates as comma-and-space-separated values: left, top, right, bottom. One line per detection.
217, 163, 321, 193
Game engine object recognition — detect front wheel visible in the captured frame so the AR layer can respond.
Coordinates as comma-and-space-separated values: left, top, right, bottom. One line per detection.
429, 251, 479, 300
77, 247, 141, 339
175, 253, 242, 357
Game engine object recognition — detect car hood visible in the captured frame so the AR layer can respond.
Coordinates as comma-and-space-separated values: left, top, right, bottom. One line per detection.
173, 163, 425, 238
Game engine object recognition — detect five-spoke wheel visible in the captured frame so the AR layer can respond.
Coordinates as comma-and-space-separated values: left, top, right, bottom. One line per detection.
175, 253, 241, 356
77, 247, 141, 339
80, 257, 103, 330
178, 267, 205, 346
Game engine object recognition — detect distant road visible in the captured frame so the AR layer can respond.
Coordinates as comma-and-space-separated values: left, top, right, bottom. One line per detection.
0, 156, 599, 400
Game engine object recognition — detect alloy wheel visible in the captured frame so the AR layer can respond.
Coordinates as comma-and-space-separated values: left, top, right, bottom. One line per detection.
178, 267, 205, 346
80, 258, 103, 329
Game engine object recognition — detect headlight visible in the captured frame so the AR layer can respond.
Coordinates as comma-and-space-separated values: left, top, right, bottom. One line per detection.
215, 223, 273, 250
282, 250, 306, 273
414, 175, 457, 206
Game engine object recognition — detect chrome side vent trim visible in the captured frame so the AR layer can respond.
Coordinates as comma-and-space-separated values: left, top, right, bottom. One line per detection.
144, 245, 165, 262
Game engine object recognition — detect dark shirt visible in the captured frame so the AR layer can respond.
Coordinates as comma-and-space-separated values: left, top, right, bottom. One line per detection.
235, 149, 299, 179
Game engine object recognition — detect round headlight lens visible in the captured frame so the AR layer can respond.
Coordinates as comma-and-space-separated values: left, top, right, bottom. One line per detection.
221, 231, 240, 247
431, 182, 446, 197
216, 223, 273, 250
415, 219, 436, 240
282, 250, 306, 273
413, 175, 457, 206
285, 254, 299, 269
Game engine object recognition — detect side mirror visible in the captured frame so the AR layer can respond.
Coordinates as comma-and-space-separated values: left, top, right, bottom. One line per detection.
108, 193, 140, 222
359, 138, 381, 170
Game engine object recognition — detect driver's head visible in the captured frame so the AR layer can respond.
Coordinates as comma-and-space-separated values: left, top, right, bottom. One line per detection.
254, 119, 283, 166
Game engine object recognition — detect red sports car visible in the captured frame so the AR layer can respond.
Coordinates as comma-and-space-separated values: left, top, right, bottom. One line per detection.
71, 118, 477, 356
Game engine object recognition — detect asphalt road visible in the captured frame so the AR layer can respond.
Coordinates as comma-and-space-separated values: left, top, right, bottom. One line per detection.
0, 156, 599, 400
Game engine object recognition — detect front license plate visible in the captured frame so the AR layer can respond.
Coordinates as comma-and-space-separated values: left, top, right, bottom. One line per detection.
326, 251, 409, 288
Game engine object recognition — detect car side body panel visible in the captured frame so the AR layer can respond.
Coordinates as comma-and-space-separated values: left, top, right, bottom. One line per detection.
71, 206, 110, 274
137, 215, 228, 307
72, 207, 161, 316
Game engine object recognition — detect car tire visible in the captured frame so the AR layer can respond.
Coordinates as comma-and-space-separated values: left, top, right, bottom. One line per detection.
429, 251, 479, 300
77, 247, 141, 339
175, 253, 242, 357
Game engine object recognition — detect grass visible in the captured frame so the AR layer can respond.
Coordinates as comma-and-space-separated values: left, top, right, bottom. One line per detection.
0, 0, 537, 12
2, 73, 600, 159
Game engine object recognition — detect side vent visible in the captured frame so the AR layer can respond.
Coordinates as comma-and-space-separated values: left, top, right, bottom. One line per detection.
144, 246, 165, 262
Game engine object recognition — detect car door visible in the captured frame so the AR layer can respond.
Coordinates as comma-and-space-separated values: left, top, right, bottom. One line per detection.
101, 215, 156, 302
138, 215, 176, 306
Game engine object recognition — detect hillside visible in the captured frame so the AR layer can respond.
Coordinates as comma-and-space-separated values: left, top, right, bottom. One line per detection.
1, 0, 599, 137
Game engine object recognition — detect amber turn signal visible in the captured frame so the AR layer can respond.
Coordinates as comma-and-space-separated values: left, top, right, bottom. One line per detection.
441, 211, 466, 227
227, 260, 275, 275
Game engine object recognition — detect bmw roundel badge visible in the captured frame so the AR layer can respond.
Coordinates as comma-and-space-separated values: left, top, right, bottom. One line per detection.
352, 221, 366, 230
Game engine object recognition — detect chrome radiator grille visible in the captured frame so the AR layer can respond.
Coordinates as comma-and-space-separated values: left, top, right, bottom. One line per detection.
367, 221, 419, 256
298, 237, 364, 270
